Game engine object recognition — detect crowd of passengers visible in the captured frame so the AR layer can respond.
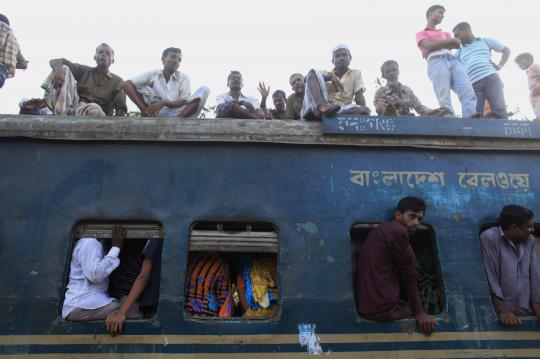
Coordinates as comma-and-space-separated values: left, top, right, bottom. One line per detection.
2, 5, 540, 120
60, 196, 540, 338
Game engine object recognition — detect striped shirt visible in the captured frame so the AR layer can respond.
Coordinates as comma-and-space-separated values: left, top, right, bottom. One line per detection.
456, 37, 506, 84
184, 252, 232, 317
0, 22, 19, 69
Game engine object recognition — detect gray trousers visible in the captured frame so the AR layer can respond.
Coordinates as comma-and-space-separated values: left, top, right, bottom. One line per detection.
65, 297, 142, 321
473, 73, 507, 119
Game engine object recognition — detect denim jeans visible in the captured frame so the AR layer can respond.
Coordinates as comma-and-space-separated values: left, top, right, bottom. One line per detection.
427, 55, 477, 118
473, 73, 507, 119
0, 65, 7, 89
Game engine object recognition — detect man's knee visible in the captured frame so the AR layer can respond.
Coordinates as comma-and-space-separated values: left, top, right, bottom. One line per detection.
86, 103, 106, 117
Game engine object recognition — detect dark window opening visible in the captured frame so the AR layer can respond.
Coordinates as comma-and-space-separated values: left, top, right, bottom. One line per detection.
351, 222, 445, 316
62, 221, 163, 319
184, 222, 280, 320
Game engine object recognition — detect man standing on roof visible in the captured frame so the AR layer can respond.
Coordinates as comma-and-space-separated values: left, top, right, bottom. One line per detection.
515, 53, 540, 120
46, 43, 126, 116
416, 5, 478, 118
453, 22, 511, 119
257, 82, 287, 119
215, 71, 265, 119
285, 73, 305, 120
0, 14, 28, 89
374, 60, 450, 117
355, 196, 438, 336
301, 45, 371, 121
122, 47, 210, 118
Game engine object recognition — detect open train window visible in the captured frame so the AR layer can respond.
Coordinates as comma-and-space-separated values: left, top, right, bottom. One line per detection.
62, 221, 163, 320
351, 222, 445, 317
184, 221, 280, 321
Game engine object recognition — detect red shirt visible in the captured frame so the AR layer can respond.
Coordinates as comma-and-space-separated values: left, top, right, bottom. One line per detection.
355, 220, 420, 315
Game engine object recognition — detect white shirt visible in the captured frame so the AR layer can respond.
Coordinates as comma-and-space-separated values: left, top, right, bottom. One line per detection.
216, 92, 260, 110
62, 238, 120, 319
130, 70, 191, 102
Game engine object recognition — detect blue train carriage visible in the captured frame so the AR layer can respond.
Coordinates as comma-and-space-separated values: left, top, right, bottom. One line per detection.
0, 114, 539, 358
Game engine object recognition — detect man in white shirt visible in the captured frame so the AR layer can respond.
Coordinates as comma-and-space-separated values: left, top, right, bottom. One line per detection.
63, 226, 139, 321
215, 71, 265, 119
123, 47, 209, 118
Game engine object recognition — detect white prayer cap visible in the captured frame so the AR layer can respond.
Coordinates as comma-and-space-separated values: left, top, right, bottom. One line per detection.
332, 44, 351, 55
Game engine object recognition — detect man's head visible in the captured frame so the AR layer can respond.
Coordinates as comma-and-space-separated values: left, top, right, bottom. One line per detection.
0, 14, 9, 25
498, 204, 535, 243
515, 53, 534, 70
272, 90, 287, 111
289, 73, 305, 96
332, 45, 352, 70
227, 70, 243, 91
452, 22, 473, 44
94, 43, 114, 70
426, 5, 445, 24
161, 47, 182, 73
394, 196, 426, 234
381, 60, 400, 84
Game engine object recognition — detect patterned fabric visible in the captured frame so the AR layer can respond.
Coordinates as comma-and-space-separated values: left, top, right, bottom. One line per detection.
0, 22, 19, 69
374, 83, 431, 116
456, 38, 506, 84
43, 65, 79, 115
236, 257, 278, 316
184, 252, 232, 317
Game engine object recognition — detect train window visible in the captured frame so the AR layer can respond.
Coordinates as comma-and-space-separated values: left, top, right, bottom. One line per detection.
184, 222, 280, 321
62, 221, 163, 320
351, 222, 445, 317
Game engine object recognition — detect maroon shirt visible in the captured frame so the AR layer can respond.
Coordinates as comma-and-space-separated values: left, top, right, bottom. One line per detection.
355, 220, 420, 315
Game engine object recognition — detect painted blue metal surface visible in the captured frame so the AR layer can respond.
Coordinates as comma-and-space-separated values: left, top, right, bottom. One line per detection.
0, 127, 539, 356
323, 115, 540, 139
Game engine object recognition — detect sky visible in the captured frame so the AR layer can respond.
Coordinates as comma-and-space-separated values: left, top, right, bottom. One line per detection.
1, 0, 539, 119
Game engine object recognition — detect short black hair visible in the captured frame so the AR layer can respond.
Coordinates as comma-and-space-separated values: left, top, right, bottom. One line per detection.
162, 47, 182, 59
396, 196, 426, 214
453, 22, 471, 32
380, 60, 399, 74
272, 90, 286, 99
426, 5, 445, 19
289, 73, 304, 83
498, 205, 534, 230
0, 14, 9, 25
228, 70, 242, 81
515, 52, 534, 64
96, 43, 114, 56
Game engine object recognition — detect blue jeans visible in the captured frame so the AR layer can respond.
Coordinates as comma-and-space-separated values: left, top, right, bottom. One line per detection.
473, 73, 507, 119
427, 55, 477, 118
0, 65, 7, 89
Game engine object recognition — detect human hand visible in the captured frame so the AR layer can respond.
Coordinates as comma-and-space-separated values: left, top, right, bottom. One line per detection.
450, 38, 462, 49
257, 82, 270, 98
105, 312, 126, 336
111, 225, 124, 248
491, 60, 501, 71
393, 99, 411, 109
147, 101, 165, 117
238, 100, 255, 112
52, 68, 66, 89
330, 75, 344, 92
416, 312, 438, 336
497, 310, 521, 327
16, 59, 28, 70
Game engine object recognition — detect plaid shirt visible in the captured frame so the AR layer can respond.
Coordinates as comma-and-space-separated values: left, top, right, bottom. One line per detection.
0, 22, 19, 69
374, 82, 431, 116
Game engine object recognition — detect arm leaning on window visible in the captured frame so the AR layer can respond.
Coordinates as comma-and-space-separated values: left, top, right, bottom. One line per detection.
79, 238, 120, 284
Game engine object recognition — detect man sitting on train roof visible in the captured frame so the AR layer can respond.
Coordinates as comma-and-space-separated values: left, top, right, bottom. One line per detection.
215, 71, 266, 119
122, 47, 210, 118
355, 196, 438, 336
41, 43, 127, 116
374, 60, 451, 117
257, 82, 287, 119
62, 226, 141, 321
301, 45, 370, 121
480, 205, 540, 326
285, 73, 305, 120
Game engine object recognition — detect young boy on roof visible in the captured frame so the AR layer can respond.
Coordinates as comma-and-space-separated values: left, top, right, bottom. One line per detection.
415, 5, 479, 118
515, 53, 540, 120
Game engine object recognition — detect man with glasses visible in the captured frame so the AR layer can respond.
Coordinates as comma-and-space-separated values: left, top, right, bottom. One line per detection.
480, 205, 540, 326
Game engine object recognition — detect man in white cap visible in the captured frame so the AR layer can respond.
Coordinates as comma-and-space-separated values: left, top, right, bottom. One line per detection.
301, 44, 370, 120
